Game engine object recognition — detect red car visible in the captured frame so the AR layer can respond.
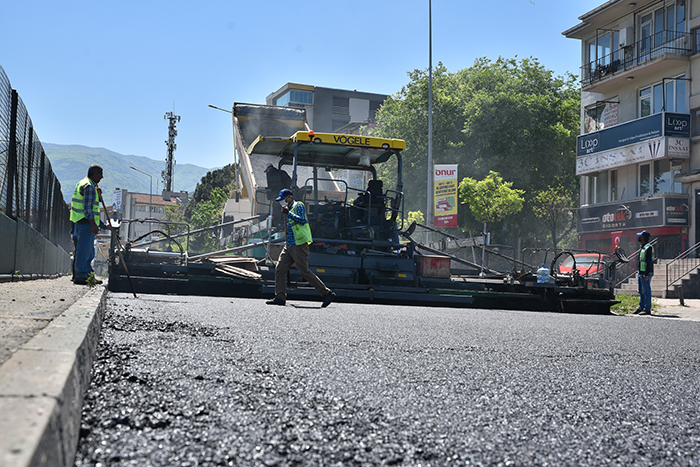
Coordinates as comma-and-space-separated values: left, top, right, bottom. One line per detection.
558, 253, 608, 276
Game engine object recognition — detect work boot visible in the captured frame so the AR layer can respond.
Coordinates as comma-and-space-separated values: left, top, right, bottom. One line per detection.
266, 297, 286, 306
321, 291, 336, 308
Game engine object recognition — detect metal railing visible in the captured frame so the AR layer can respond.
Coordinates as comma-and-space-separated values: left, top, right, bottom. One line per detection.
0, 66, 70, 251
665, 241, 700, 296
613, 238, 659, 289
581, 30, 692, 86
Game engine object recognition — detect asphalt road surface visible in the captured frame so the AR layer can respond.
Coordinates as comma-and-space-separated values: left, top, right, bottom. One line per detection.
75, 293, 700, 466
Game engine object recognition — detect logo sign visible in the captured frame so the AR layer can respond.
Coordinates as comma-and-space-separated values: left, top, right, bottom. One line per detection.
577, 196, 689, 233
434, 164, 458, 228
664, 112, 691, 137
665, 197, 689, 225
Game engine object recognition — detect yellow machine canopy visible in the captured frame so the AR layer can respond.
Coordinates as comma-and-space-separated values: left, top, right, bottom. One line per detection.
247, 131, 406, 170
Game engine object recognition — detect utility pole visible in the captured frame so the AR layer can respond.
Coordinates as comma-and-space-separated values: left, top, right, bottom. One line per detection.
163, 111, 181, 193
426, 0, 434, 246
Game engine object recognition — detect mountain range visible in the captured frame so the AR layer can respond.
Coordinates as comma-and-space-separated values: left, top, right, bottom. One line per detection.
43, 143, 216, 204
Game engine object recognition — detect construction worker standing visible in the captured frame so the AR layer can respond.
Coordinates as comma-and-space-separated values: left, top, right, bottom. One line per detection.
634, 230, 654, 315
70, 164, 104, 285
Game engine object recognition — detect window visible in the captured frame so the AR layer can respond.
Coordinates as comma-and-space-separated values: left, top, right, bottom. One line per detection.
369, 100, 382, 120
596, 172, 609, 203
587, 31, 620, 70
692, 108, 700, 137
639, 2, 686, 59
332, 97, 350, 115
654, 159, 672, 193
276, 90, 313, 106
611, 169, 618, 201
639, 163, 651, 196
585, 102, 606, 133
639, 76, 687, 117
672, 165, 683, 193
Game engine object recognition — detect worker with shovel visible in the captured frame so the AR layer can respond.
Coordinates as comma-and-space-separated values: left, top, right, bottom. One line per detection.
70, 164, 105, 285
266, 188, 336, 307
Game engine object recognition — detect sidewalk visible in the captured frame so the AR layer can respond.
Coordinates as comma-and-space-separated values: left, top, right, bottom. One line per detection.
0, 276, 107, 467
653, 298, 700, 321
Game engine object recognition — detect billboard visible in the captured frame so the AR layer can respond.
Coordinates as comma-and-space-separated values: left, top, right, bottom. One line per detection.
434, 164, 458, 228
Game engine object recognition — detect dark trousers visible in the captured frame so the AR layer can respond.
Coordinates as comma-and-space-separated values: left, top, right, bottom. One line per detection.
274, 243, 330, 301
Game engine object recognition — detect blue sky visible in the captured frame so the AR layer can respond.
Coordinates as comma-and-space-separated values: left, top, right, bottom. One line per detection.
2, 0, 602, 171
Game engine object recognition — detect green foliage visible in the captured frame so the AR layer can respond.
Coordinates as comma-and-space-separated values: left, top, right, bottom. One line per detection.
407, 210, 425, 225
86, 272, 99, 289
458, 171, 524, 234
163, 166, 235, 254
184, 164, 236, 220
374, 57, 580, 247
612, 294, 658, 315
532, 182, 578, 249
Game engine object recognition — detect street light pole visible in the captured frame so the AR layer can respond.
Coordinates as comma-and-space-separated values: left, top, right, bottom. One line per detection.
426, 0, 434, 246
130, 166, 152, 239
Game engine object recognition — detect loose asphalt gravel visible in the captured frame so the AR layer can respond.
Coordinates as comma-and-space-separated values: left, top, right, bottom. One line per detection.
74, 293, 700, 466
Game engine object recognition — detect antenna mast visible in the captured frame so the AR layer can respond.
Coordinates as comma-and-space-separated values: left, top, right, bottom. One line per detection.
163, 111, 181, 192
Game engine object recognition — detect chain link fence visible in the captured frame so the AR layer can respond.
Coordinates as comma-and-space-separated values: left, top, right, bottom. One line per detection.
0, 65, 70, 252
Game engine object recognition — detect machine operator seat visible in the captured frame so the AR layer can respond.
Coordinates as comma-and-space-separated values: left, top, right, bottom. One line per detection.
366, 179, 385, 225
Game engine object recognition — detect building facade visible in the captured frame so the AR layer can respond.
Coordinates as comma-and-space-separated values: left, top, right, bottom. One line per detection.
108, 189, 188, 242
564, 0, 698, 259
266, 83, 387, 133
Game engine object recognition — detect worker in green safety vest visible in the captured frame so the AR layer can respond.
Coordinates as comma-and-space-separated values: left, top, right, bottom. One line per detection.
70, 164, 104, 285
266, 188, 336, 307
634, 230, 654, 315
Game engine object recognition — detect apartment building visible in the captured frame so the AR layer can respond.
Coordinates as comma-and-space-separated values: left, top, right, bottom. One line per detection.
265, 83, 388, 192
265, 83, 387, 134
564, 0, 698, 259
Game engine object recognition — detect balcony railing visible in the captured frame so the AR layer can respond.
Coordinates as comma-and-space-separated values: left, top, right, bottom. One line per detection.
581, 30, 692, 86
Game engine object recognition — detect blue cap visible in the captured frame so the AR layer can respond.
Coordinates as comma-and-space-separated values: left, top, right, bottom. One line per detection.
275, 188, 293, 201
637, 230, 650, 238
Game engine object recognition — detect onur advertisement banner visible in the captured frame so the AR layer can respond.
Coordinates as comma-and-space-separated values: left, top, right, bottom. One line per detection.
434, 164, 458, 228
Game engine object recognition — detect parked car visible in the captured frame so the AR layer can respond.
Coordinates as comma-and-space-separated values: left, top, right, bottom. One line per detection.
558, 253, 609, 276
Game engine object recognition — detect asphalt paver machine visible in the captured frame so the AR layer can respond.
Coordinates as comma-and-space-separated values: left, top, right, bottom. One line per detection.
108, 107, 622, 314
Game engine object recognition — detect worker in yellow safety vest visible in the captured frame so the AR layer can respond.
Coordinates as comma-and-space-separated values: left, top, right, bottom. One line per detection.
70, 164, 104, 285
266, 188, 336, 307
633, 230, 654, 315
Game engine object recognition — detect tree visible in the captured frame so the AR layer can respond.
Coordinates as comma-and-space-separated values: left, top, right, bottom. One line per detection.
163, 165, 236, 254
532, 182, 577, 249
374, 57, 579, 247
458, 171, 524, 237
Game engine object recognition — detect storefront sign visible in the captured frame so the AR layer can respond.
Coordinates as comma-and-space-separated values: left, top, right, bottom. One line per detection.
665, 197, 690, 226
577, 196, 689, 233
576, 112, 690, 158
433, 164, 458, 228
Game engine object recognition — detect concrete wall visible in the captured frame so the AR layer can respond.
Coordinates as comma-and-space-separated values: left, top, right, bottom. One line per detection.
0, 213, 71, 276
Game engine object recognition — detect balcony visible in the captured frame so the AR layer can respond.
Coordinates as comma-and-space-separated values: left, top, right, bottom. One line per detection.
581, 30, 692, 91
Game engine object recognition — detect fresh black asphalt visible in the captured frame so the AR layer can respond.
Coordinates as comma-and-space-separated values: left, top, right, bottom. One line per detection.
75, 293, 700, 466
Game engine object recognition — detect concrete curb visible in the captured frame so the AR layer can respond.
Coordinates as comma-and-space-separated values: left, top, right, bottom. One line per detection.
0, 284, 107, 467
0, 274, 64, 284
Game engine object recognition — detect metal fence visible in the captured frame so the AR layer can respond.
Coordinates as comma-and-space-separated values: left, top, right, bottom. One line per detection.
0, 65, 71, 251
